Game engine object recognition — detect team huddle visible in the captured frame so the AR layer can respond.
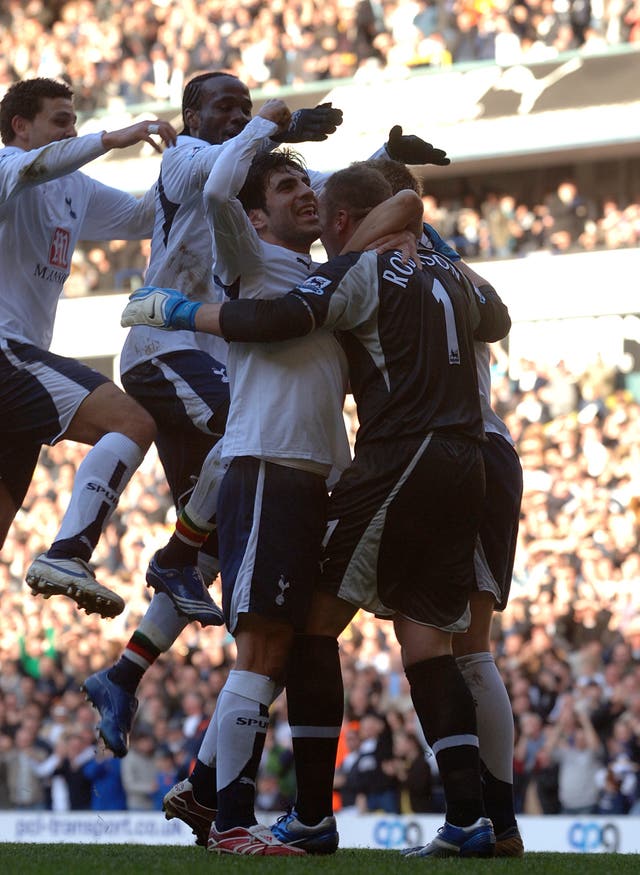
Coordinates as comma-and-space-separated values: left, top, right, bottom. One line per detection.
0, 74, 523, 858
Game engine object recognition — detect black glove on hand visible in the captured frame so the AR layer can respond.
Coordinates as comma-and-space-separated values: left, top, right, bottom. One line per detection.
385, 125, 451, 166
271, 103, 344, 143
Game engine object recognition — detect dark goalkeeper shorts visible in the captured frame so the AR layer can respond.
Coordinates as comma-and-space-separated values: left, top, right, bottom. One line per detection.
321, 432, 485, 631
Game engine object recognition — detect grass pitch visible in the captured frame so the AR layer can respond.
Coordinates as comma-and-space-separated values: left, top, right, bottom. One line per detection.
0, 845, 639, 875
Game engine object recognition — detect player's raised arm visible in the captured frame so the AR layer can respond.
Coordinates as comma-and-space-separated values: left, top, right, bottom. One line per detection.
202, 103, 289, 208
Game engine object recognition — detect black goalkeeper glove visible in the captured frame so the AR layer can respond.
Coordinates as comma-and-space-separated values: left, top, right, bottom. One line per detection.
271, 103, 344, 143
385, 125, 451, 166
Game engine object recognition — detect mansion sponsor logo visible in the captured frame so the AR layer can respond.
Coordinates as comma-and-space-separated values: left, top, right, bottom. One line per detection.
34, 263, 69, 284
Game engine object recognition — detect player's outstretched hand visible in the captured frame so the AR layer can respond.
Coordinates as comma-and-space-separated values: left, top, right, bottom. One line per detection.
121, 286, 201, 331
102, 119, 178, 154
271, 103, 343, 143
386, 125, 450, 166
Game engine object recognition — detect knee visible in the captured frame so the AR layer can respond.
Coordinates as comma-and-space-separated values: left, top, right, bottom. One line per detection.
115, 397, 157, 450
453, 629, 488, 658
453, 592, 495, 657
234, 622, 293, 682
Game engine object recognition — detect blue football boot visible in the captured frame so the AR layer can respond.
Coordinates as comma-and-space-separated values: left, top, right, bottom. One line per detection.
83, 668, 138, 758
271, 809, 339, 854
146, 551, 224, 627
402, 817, 495, 858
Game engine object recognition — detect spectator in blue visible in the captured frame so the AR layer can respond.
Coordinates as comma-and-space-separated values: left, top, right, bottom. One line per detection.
83, 750, 127, 811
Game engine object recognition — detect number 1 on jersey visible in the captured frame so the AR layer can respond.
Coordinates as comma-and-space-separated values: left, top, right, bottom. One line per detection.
431, 278, 460, 364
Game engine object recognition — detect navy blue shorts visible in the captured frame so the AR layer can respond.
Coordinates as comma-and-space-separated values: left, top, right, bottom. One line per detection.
122, 349, 230, 507
217, 457, 328, 634
322, 432, 485, 631
0, 339, 108, 507
475, 433, 523, 611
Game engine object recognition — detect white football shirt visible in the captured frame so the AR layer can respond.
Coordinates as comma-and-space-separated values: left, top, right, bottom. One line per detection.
204, 116, 350, 478
0, 133, 153, 349
119, 129, 278, 374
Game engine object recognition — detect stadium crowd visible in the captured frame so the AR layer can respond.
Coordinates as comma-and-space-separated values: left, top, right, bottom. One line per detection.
5, 1, 636, 301
1, 348, 640, 815
66, 180, 640, 297
0, 0, 639, 108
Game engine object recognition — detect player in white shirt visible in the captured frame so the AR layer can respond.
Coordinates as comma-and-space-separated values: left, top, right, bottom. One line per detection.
121, 76, 437, 611
0, 77, 176, 619
184, 99, 348, 856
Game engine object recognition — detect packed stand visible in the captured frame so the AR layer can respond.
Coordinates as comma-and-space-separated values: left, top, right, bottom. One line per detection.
0, 0, 639, 108
1, 351, 640, 815
64, 180, 640, 299
422, 180, 640, 260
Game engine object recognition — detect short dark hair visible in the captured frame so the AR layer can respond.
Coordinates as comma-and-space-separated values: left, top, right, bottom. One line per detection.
356, 158, 422, 197
181, 71, 236, 134
322, 164, 393, 224
0, 77, 73, 145
238, 148, 308, 214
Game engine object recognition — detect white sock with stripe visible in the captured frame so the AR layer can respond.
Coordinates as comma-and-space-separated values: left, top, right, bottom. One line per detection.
51, 432, 143, 559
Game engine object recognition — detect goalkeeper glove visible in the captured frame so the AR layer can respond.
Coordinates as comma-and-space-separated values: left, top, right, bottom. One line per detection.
386, 125, 450, 166
121, 286, 202, 331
